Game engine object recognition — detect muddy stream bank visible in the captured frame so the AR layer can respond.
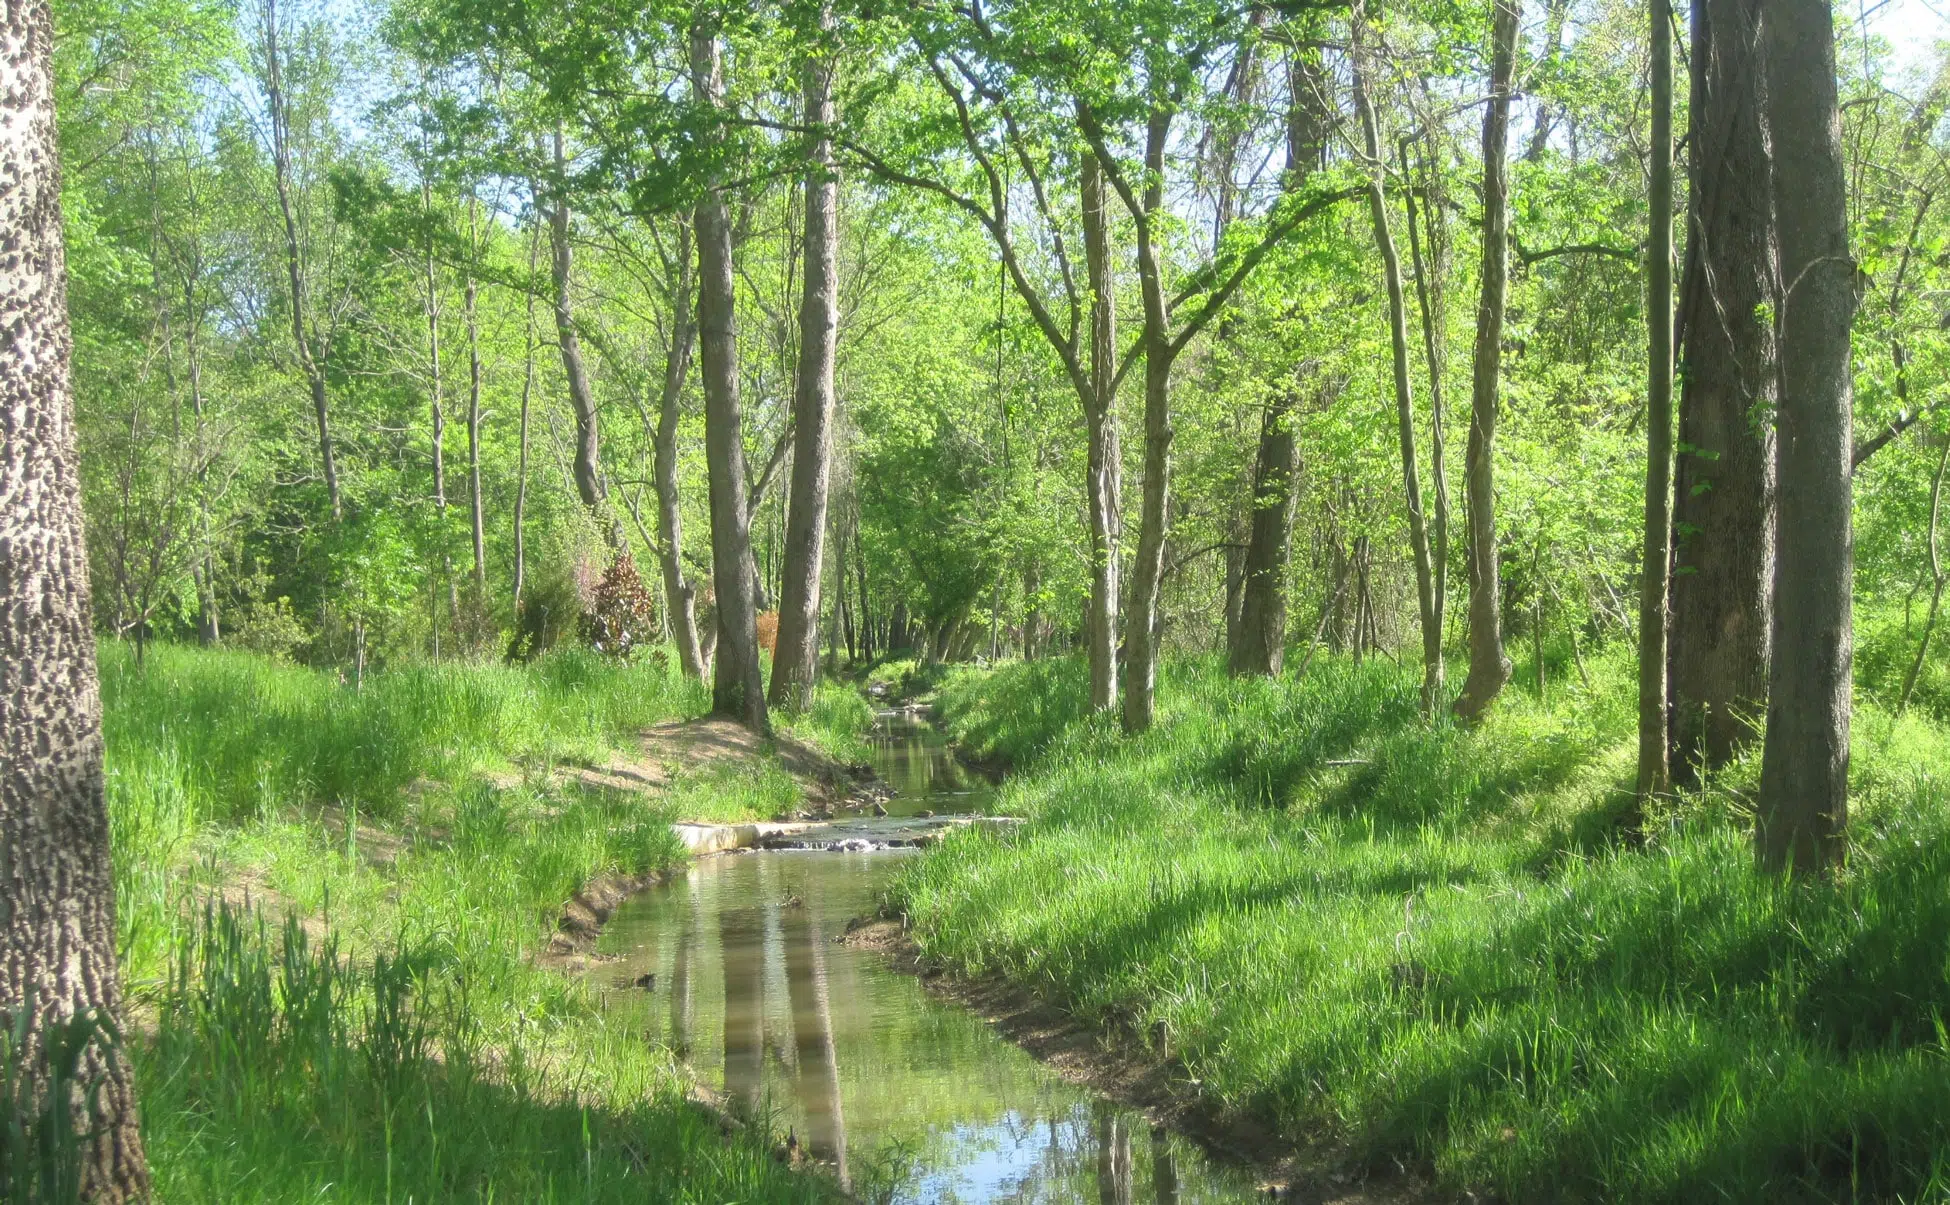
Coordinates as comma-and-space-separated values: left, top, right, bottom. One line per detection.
585, 710, 1279, 1204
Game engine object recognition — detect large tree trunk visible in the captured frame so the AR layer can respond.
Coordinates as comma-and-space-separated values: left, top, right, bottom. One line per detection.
263, 0, 340, 521
1637, 0, 1677, 803
0, 2, 152, 1194
1352, 4, 1443, 713
1080, 152, 1123, 714
771, 17, 841, 713
1227, 391, 1300, 675
1452, 0, 1520, 722
545, 130, 613, 538
1757, 0, 1854, 874
1668, 0, 1775, 778
655, 222, 709, 680
1120, 113, 1174, 736
1229, 48, 1329, 678
692, 18, 768, 732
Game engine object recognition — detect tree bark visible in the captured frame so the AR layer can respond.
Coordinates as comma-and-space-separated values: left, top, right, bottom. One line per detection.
1758, 0, 1854, 874
545, 129, 612, 538
262, 0, 340, 521
1119, 110, 1174, 736
1080, 151, 1123, 714
1636, 0, 1677, 804
0, 1, 152, 1193
1668, 0, 1775, 778
1452, 0, 1520, 722
512, 218, 540, 628
1352, 4, 1443, 713
463, 199, 487, 603
654, 222, 708, 680
771, 13, 841, 713
692, 17, 768, 732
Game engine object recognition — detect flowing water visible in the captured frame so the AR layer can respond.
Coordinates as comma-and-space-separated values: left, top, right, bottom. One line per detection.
593, 712, 1265, 1204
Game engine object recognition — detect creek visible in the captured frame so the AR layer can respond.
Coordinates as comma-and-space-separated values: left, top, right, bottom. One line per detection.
591, 709, 1267, 1203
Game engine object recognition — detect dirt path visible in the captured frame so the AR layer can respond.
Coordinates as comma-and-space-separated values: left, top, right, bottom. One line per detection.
843, 919, 1448, 1205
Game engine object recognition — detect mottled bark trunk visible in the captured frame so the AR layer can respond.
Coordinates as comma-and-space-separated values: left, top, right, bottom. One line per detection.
1669, 0, 1775, 778
511, 220, 540, 631
1637, 0, 1677, 803
463, 261, 487, 603
546, 130, 611, 538
655, 223, 708, 681
1758, 0, 1853, 874
1452, 0, 1520, 722
771, 19, 840, 713
1081, 152, 1123, 713
0, 2, 151, 1193
1352, 6, 1443, 713
1227, 391, 1299, 675
692, 19, 768, 732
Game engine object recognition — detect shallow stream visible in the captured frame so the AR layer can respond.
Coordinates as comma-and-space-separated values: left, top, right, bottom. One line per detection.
593, 711, 1265, 1204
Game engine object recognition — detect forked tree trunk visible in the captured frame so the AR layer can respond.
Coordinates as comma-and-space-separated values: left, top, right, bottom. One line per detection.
1757, 0, 1854, 873
545, 129, 613, 539
1351, 5, 1443, 713
692, 17, 768, 732
1080, 151, 1123, 713
1637, 0, 1677, 804
655, 222, 709, 680
0, 3, 151, 1194
1668, 0, 1775, 778
1452, 0, 1520, 722
771, 14, 841, 713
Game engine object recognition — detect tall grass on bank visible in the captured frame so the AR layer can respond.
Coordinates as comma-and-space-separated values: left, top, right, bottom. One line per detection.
904, 653, 1950, 1204
95, 643, 848, 1204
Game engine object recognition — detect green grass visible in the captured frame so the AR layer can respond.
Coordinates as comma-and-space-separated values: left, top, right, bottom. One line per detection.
900, 651, 1950, 1204
98, 641, 850, 1204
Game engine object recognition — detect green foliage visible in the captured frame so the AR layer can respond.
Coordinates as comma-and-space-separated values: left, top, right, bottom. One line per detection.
902, 655, 1950, 1203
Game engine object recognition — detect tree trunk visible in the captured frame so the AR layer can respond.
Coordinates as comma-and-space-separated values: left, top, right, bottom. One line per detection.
854, 522, 874, 661
1120, 112, 1175, 736
0, 1, 151, 1192
692, 17, 768, 732
771, 16, 841, 713
1352, 5, 1443, 713
655, 222, 708, 680
1757, 0, 1854, 874
1636, 0, 1677, 803
1229, 51, 1329, 678
463, 218, 487, 604
1228, 391, 1300, 675
545, 129, 612, 537
1668, 0, 1775, 778
1080, 151, 1123, 714
263, 0, 340, 521
1452, 0, 1520, 722
512, 218, 540, 629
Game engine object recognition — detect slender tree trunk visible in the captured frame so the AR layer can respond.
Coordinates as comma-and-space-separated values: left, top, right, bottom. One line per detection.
0, 2, 151, 1191
1453, 0, 1520, 722
1120, 112, 1175, 736
854, 522, 874, 661
655, 222, 708, 680
545, 130, 612, 538
512, 218, 540, 625
1352, 6, 1443, 712
1669, 0, 1775, 779
263, 0, 339, 520
1401, 137, 1450, 671
464, 201, 487, 604
1758, 0, 1854, 874
1080, 151, 1123, 714
1637, 0, 1677, 803
772, 15, 841, 713
692, 17, 768, 732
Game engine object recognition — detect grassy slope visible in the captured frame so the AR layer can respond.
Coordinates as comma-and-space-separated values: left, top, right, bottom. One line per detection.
899, 652, 1950, 1204
104, 642, 847, 1204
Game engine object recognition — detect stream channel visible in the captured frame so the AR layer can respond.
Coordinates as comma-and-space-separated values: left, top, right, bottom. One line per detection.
591, 709, 1266, 1204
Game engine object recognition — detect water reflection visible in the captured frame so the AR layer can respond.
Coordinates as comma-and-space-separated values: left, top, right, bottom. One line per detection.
867, 710, 998, 817
597, 851, 1262, 1204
